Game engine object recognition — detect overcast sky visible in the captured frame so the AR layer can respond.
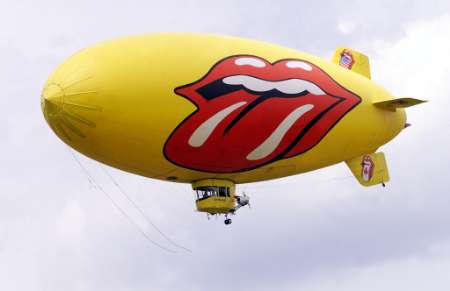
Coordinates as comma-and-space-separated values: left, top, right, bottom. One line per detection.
1, 0, 450, 290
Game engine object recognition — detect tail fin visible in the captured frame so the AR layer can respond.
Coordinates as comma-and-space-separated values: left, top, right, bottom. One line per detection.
345, 152, 389, 187
332, 47, 371, 79
374, 97, 427, 111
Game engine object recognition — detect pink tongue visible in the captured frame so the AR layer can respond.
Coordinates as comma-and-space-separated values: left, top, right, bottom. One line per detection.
212, 96, 312, 157
176, 91, 324, 172
245, 103, 314, 161
164, 75, 341, 172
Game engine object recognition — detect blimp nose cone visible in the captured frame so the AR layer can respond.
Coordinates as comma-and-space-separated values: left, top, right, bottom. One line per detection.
40, 60, 100, 143
41, 83, 64, 119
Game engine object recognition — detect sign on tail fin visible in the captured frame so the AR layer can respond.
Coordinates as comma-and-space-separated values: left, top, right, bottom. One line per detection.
346, 152, 389, 187
332, 47, 371, 79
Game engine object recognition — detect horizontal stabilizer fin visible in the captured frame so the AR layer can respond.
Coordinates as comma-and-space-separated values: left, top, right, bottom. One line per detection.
374, 97, 427, 111
332, 47, 371, 79
345, 152, 389, 187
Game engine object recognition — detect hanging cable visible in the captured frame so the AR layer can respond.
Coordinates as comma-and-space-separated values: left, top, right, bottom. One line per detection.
99, 165, 192, 253
67, 149, 177, 254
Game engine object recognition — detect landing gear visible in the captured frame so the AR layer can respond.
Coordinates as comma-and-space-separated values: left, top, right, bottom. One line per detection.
224, 218, 232, 225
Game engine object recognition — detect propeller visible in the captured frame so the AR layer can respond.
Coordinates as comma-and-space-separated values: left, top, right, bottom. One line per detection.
240, 191, 251, 209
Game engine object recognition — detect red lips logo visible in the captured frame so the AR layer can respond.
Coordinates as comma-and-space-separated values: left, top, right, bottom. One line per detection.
164, 55, 361, 173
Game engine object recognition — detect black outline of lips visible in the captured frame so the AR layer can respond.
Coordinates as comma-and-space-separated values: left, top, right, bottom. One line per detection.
163, 55, 361, 173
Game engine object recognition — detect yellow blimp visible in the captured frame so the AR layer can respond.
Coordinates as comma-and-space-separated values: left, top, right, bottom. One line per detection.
41, 33, 425, 224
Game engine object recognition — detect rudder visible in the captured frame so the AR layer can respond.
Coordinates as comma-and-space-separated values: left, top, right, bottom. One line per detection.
332, 47, 371, 79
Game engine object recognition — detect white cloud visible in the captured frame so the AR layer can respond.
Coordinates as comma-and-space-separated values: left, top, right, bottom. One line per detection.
58, 199, 86, 241
296, 242, 450, 291
337, 20, 358, 35
275, 12, 450, 291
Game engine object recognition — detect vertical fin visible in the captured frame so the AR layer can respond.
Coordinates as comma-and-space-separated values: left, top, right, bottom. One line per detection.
332, 47, 371, 79
345, 152, 389, 187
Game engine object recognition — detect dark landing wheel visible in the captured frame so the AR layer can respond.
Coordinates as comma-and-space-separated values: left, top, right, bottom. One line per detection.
224, 219, 232, 225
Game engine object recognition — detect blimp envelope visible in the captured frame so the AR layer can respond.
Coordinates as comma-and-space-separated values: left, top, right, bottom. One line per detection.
41, 33, 423, 186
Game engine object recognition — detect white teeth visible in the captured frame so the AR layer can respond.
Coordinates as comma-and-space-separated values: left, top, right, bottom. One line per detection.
246, 104, 314, 161
222, 75, 325, 95
223, 75, 273, 92
235, 57, 266, 68
286, 61, 313, 71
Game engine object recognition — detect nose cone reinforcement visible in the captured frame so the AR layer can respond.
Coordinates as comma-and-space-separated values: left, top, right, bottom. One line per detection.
41, 83, 64, 121
41, 65, 100, 143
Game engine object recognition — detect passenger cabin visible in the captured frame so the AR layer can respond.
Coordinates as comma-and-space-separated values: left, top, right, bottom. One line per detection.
193, 179, 236, 214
